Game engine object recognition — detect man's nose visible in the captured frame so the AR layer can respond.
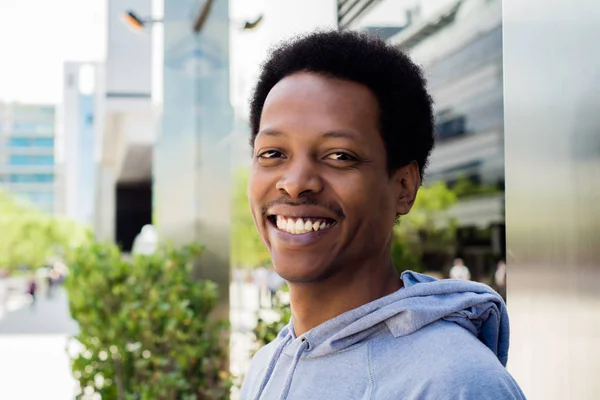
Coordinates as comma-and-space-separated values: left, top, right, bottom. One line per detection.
275, 157, 324, 198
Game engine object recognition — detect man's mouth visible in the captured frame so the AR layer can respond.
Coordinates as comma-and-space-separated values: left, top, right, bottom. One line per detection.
268, 215, 337, 235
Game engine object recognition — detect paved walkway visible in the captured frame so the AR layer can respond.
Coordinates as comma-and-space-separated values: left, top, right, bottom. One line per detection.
0, 287, 78, 400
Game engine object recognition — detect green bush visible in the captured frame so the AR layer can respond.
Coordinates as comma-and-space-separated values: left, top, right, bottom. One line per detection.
252, 302, 291, 350
65, 241, 231, 400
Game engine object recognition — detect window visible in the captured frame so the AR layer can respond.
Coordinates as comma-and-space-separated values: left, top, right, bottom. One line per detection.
9, 155, 54, 166
27, 192, 54, 204
436, 115, 466, 140
427, 27, 503, 91
9, 137, 54, 147
9, 174, 54, 183
34, 137, 54, 147
12, 121, 54, 134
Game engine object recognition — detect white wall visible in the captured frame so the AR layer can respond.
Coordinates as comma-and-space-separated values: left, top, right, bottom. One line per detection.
106, 0, 152, 95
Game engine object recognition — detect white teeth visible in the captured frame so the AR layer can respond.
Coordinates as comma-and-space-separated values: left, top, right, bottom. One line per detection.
274, 216, 333, 235
305, 220, 313, 231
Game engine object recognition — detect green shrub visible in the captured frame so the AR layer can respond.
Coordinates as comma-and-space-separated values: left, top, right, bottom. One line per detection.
65, 241, 231, 400
252, 302, 291, 349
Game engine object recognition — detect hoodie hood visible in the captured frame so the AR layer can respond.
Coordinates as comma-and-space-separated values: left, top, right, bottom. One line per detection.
250, 271, 511, 400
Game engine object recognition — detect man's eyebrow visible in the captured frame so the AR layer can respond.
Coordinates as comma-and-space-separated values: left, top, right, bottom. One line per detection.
321, 130, 359, 140
257, 128, 283, 137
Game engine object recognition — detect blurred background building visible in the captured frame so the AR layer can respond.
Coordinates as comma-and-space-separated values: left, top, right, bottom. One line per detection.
62, 63, 100, 227
0, 103, 59, 214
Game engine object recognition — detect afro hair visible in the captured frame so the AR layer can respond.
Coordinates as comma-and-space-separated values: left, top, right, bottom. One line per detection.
249, 30, 435, 178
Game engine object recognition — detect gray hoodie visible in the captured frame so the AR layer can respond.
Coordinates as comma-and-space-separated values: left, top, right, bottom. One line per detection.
240, 271, 525, 399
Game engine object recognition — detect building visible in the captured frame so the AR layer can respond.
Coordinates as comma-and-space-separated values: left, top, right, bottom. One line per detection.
393, 0, 504, 279
340, 0, 504, 279
0, 102, 59, 214
62, 62, 101, 226
90, 0, 155, 251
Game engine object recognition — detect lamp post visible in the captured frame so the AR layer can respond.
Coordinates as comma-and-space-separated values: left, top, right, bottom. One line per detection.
121, 10, 163, 32
121, 6, 262, 33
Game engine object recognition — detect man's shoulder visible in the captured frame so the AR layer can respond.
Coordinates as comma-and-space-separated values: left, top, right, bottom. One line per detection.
239, 339, 281, 398
371, 321, 525, 398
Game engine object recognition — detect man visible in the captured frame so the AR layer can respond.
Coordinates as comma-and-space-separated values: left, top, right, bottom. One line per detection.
449, 257, 472, 280
241, 31, 525, 399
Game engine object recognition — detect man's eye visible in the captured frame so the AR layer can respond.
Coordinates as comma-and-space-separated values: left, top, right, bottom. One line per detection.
326, 152, 356, 161
258, 150, 283, 159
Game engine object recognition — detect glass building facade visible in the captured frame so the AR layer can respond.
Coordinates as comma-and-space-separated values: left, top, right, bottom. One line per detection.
0, 103, 57, 214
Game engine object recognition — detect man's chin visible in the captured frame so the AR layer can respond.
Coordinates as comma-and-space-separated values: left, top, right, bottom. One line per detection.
271, 253, 337, 284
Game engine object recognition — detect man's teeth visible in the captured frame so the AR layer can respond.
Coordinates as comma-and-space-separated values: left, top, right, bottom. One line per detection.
276, 216, 331, 234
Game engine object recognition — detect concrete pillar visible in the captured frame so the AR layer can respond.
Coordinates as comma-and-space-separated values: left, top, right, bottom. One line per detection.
155, 0, 232, 318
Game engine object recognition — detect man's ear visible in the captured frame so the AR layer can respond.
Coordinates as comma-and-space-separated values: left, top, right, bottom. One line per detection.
393, 161, 421, 216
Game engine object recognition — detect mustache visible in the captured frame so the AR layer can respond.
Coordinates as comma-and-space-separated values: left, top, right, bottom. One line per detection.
261, 196, 345, 220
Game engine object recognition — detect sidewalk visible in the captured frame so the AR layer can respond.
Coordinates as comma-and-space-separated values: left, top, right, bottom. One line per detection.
0, 287, 78, 399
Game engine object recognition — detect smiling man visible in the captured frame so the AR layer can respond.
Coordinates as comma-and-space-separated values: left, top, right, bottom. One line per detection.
240, 31, 525, 400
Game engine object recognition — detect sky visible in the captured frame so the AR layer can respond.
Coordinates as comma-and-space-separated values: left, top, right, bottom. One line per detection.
0, 0, 105, 103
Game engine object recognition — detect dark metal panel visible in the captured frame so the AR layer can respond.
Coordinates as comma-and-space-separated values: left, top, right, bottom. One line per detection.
504, 0, 600, 398
337, 0, 382, 30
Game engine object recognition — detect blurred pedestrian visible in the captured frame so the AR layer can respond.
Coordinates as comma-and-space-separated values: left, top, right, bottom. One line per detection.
449, 258, 471, 280
0, 270, 8, 315
46, 268, 54, 298
27, 274, 37, 307
495, 260, 507, 300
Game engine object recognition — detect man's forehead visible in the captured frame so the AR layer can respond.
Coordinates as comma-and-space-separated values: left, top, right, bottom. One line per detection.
257, 128, 361, 141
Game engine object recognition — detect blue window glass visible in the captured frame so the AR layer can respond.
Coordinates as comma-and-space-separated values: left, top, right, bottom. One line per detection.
36, 174, 53, 182
34, 137, 54, 147
9, 137, 31, 147
9, 137, 54, 147
9, 155, 28, 165
12, 121, 54, 134
9, 174, 54, 183
9, 155, 54, 166
21, 192, 54, 207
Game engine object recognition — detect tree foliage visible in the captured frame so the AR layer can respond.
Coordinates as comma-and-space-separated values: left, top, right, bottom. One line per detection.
0, 189, 89, 272
392, 180, 458, 273
65, 242, 231, 400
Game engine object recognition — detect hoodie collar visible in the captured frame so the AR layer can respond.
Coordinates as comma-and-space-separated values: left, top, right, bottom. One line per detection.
282, 271, 509, 365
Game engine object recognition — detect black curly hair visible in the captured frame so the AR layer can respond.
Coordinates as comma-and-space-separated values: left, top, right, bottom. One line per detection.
249, 30, 435, 178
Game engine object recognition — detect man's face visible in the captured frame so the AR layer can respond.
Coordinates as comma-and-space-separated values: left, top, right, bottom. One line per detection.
248, 72, 418, 283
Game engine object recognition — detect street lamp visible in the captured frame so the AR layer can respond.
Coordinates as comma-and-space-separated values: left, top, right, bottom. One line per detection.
121, 5, 262, 34
121, 10, 163, 33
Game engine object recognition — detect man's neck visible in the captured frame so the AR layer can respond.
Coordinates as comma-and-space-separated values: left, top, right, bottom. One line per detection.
289, 260, 402, 337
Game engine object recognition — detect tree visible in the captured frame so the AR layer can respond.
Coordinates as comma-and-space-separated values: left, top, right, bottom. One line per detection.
230, 168, 271, 269
392, 180, 458, 273
0, 188, 89, 272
